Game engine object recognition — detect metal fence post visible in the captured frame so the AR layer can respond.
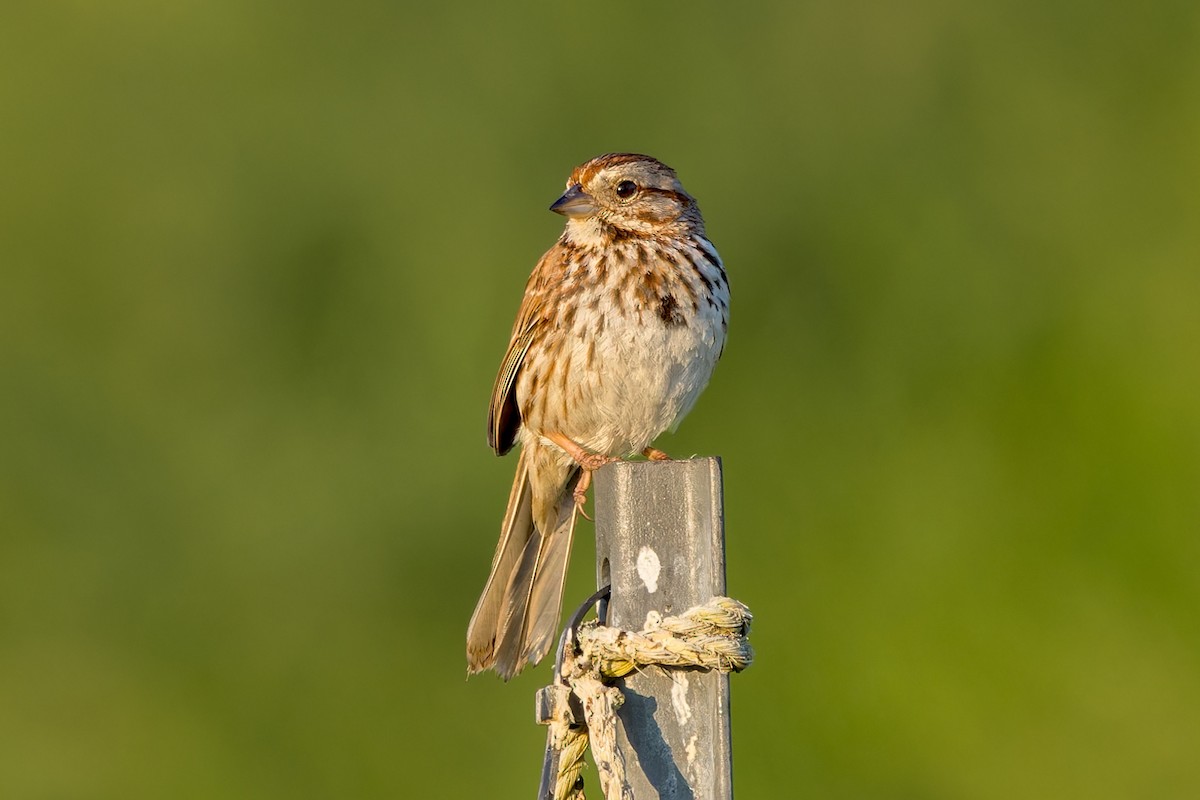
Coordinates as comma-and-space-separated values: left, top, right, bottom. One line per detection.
593, 457, 732, 800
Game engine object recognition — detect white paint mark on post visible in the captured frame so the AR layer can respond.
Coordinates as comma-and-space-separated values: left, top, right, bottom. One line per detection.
670, 672, 692, 726
637, 546, 661, 593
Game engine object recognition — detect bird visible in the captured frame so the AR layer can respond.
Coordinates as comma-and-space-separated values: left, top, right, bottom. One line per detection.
466, 153, 729, 679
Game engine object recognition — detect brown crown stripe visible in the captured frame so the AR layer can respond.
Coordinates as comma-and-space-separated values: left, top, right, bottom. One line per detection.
571, 153, 671, 185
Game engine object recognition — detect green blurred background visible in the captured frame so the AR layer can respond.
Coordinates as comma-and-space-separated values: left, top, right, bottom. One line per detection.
2, 1, 1198, 797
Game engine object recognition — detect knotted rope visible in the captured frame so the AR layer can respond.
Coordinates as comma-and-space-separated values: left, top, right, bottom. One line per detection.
537, 596, 753, 800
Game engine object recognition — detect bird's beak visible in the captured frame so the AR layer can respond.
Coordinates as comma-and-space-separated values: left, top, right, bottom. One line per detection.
550, 184, 596, 219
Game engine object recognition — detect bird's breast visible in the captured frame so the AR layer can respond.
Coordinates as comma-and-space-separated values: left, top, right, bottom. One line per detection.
525, 237, 728, 457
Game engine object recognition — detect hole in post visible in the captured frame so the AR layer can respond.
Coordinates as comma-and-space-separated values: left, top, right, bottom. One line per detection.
599, 558, 611, 623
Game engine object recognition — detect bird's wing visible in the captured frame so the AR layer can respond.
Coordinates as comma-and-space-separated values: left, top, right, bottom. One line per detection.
487, 321, 537, 455
487, 245, 565, 456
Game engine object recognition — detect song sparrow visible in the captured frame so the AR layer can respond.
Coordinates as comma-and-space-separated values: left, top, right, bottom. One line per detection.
466, 153, 729, 679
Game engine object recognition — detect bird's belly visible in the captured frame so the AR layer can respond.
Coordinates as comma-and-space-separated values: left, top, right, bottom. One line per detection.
566, 315, 723, 457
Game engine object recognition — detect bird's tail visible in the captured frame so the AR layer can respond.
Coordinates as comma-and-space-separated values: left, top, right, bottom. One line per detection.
466, 448, 579, 680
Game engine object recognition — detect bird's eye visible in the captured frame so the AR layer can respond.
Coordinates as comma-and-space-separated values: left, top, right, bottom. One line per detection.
615, 180, 638, 199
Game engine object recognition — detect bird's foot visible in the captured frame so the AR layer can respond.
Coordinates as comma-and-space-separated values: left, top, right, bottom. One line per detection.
577, 451, 618, 471
545, 432, 617, 472
544, 431, 619, 519
642, 446, 671, 461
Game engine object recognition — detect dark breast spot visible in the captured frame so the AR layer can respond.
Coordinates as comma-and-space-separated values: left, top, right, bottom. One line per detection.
658, 293, 685, 326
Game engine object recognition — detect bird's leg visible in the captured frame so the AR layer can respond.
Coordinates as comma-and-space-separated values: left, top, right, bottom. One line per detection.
642, 446, 671, 461
544, 431, 616, 471
544, 431, 617, 516
572, 469, 595, 521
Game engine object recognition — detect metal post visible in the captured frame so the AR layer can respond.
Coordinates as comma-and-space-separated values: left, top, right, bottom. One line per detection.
593, 457, 732, 800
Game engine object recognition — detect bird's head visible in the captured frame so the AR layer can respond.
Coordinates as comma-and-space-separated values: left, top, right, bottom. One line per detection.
551, 153, 704, 241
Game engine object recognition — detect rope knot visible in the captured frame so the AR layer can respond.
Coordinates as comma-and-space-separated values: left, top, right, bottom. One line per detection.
537, 596, 753, 800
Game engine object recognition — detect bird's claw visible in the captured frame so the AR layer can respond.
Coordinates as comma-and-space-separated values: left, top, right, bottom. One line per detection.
573, 489, 593, 521
572, 466, 596, 520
